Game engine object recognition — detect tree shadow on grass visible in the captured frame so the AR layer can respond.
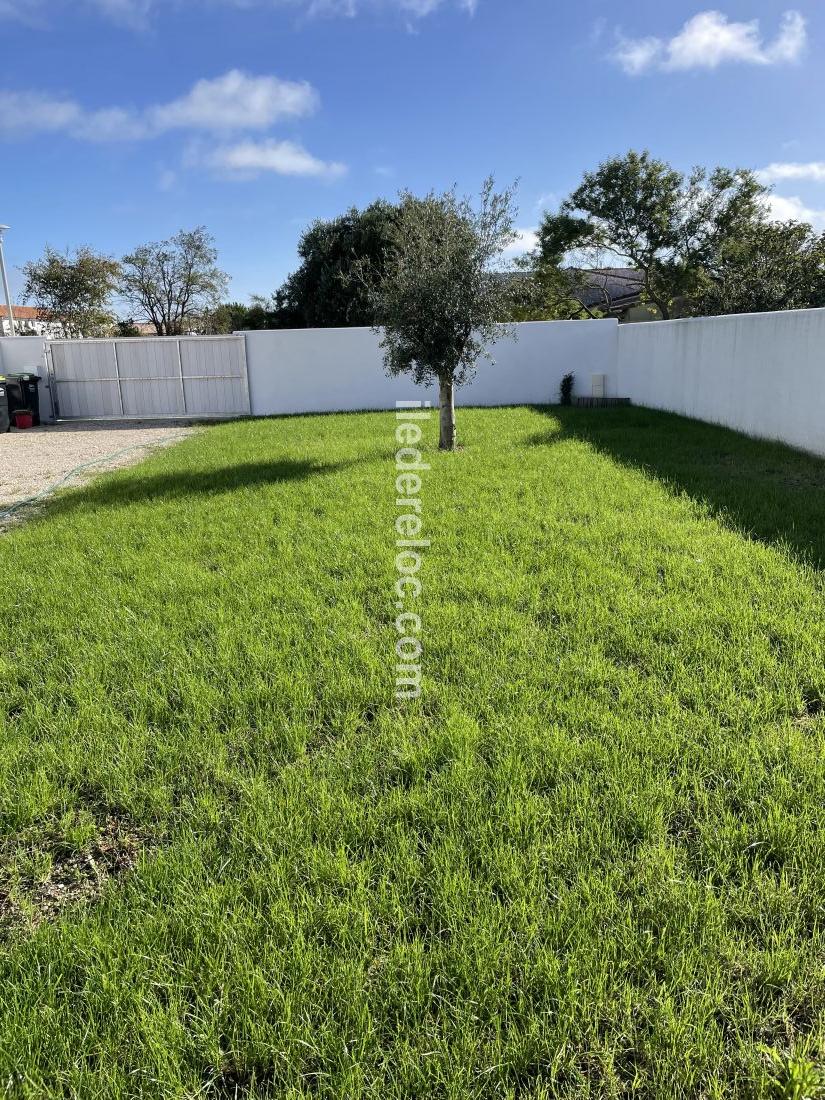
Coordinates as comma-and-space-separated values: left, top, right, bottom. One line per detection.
45, 458, 358, 515
527, 404, 825, 570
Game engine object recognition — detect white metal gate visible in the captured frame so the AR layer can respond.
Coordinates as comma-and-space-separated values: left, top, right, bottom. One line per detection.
47, 336, 251, 420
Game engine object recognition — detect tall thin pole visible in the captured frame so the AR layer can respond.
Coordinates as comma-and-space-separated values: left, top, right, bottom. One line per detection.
0, 226, 16, 338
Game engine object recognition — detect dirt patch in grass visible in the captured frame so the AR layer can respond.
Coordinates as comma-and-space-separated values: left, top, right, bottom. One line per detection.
202, 1064, 278, 1099
793, 690, 825, 727
0, 812, 154, 938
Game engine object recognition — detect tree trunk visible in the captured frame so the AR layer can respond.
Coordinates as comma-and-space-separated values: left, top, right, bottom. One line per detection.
438, 376, 456, 451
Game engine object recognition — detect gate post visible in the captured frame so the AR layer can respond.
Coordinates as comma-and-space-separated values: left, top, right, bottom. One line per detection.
44, 341, 59, 421
112, 341, 125, 417
175, 338, 187, 416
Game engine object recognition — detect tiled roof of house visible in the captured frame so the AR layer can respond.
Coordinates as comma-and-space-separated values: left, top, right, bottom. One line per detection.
576, 268, 644, 310
0, 305, 47, 320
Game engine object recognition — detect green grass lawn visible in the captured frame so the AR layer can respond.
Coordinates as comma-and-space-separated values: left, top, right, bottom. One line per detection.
3, 405, 825, 1098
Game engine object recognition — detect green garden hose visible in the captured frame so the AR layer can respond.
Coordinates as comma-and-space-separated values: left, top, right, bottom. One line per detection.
0, 434, 191, 524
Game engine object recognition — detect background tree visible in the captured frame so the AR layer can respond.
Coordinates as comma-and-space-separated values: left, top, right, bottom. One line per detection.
512, 213, 601, 320
538, 150, 768, 319
694, 220, 825, 316
363, 179, 518, 450
205, 297, 278, 334
120, 227, 228, 336
514, 213, 648, 320
22, 246, 120, 337
274, 201, 400, 328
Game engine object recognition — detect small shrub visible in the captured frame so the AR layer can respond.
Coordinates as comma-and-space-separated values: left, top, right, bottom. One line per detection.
559, 372, 574, 406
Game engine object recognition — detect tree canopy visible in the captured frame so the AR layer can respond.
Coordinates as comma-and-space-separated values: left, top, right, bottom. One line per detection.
363, 179, 518, 450
695, 220, 825, 317
21, 155, 825, 343
120, 227, 228, 336
534, 150, 770, 320
205, 298, 280, 334
272, 201, 400, 328
22, 246, 120, 338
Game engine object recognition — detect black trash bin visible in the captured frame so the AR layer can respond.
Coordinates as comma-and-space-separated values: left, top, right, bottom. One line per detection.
7, 373, 41, 426
5, 378, 26, 425
0, 377, 10, 433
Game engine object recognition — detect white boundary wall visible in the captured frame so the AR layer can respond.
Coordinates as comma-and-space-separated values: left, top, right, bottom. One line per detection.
4, 309, 825, 459
0, 337, 53, 420
0, 336, 47, 375
616, 307, 825, 457
244, 320, 618, 416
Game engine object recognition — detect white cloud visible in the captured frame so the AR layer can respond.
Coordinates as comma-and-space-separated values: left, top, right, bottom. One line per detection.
613, 35, 662, 76
0, 0, 478, 31
502, 227, 538, 258
0, 0, 37, 20
304, 0, 357, 13
397, 0, 475, 13
758, 161, 825, 184
157, 167, 178, 191
534, 191, 559, 213
88, 0, 153, 27
0, 0, 151, 26
209, 138, 347, 179
269, 0, 479, 14
765, 194, 825, 230
76, 0, 477, 24
0, 70, 343, 181
613, 9, 806, 74
150, 71, 318, 133
0, 91, 149, 140
0, 70, 319, 142
589, 16, 606, 45
0, 91, 81, 133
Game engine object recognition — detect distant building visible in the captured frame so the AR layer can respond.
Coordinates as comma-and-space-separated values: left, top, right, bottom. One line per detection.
0, 305, 65, 338
575, 269, 692, 322
501, 267, 656, 322
576, 268, 646, 319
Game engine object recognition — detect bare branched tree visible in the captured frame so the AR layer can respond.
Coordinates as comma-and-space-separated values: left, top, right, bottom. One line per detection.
120, 227, 228, 336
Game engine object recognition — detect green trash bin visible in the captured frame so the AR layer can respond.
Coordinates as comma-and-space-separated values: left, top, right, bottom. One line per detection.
7, 372, 41, 426
0, 377, 10, 433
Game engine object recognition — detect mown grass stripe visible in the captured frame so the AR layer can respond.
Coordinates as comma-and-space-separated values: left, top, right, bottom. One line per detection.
0, 406, 824, 1098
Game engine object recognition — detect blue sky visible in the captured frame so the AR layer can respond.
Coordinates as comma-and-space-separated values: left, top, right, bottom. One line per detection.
1, 0, 823, 305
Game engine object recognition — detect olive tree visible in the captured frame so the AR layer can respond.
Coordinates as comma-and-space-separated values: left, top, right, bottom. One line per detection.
363, 179, 518, 450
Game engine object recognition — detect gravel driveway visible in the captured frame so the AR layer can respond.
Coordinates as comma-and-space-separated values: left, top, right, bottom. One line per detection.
0, 421, 196, 516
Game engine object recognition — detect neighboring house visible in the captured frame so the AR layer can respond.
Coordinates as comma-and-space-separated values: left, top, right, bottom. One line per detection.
501, 267, 654, 322
575, 268, 646, 320
575, 269, 694, 322
0, 305, 65, 338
